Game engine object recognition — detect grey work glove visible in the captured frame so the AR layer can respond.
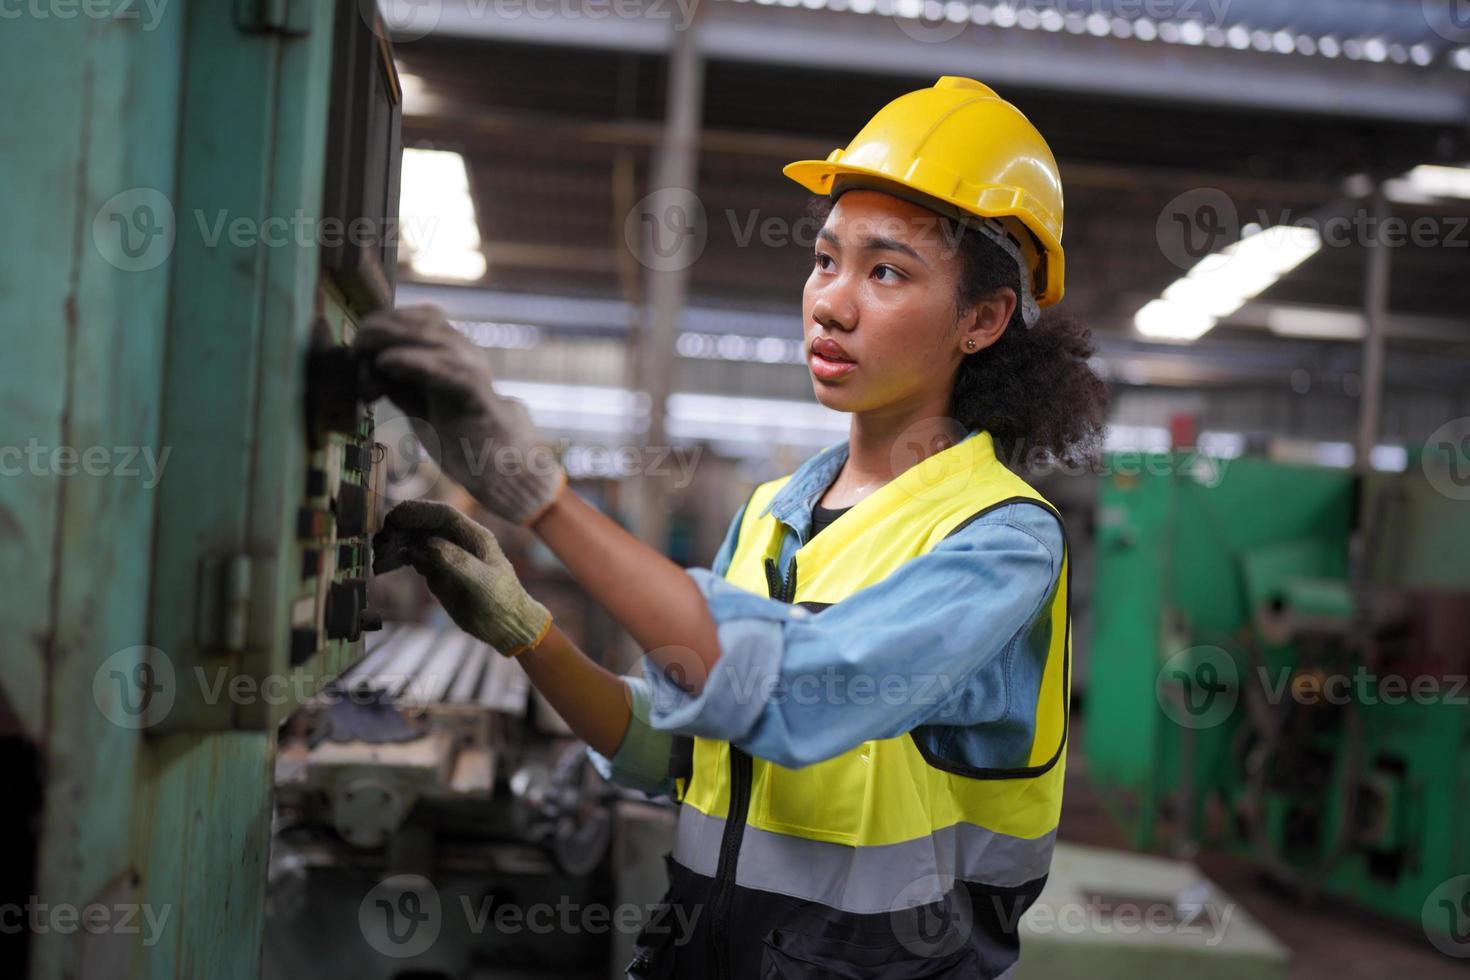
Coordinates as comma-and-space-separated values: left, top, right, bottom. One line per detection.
372, 500, 552, 658
354, 304, 567, 526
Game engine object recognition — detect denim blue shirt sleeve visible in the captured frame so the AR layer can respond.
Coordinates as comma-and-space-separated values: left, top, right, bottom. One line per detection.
586, 496, 750, 797
646, 501, 1064, 770
588, 430, 1064, 785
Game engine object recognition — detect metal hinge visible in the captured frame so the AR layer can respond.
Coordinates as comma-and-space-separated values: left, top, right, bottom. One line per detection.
196, 555, 254, 654
235, 0, 311, 36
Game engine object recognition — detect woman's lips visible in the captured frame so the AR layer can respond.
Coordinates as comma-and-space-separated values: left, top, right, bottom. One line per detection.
809, 351, 858, 381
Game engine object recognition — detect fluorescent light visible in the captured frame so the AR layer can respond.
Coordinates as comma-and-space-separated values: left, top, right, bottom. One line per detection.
395, 71, 436, 114
668, 393, 847, 446
1314, 442, 1355, 468
1265, 307, 1365, 340
449, 319, 543, 349
1197, 431, 1246, 458
495, 380, 645, 436
1104, 425, 1172, 452
1370, 445, 1408, 472
1135, 299, 1216, 341
1137, 225, 1321, 343
1163, 277, 1252, 318
400, 148, 487, 282
489, 380, 848, 450
1401, 164, 1470, 200
675, 331, 805, 365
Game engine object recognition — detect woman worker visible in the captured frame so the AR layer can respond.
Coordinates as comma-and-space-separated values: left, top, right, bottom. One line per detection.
358, 76, 1106, 979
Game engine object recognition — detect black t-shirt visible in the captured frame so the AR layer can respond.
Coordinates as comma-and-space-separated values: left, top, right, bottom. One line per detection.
810, 502, 852, 541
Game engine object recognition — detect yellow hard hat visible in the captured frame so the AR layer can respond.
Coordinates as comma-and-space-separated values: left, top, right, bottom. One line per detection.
783, 76, 1065, 307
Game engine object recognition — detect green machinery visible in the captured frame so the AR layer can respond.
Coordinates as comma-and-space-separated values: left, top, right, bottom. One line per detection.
2, 4, 400, 976
1085, 448, 1470, 939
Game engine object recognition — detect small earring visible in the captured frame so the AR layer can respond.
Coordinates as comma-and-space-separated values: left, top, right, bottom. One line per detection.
965, 339, 977, 350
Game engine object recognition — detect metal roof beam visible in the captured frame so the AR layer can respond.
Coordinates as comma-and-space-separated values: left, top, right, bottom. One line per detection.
416, 0, 1470, 124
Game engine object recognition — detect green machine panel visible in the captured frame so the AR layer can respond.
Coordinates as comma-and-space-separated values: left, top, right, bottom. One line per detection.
1086, 450, 1470, 933
1, 3, 402, 976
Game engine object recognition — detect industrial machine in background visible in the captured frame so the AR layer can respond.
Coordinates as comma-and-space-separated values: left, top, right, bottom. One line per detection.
266, 625, 614, 980
2, 4, 400, 976
1086, 445, 1470, 942
264, 551, 676, 980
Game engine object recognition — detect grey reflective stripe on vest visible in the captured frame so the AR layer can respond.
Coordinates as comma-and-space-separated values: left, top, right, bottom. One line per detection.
673, 805, 1056, 915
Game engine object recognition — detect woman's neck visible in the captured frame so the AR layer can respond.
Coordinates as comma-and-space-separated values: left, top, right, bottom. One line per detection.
820, 406, 962, 508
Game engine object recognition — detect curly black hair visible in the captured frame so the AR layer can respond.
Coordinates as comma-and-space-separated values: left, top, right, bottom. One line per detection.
806, 194, 1108, 469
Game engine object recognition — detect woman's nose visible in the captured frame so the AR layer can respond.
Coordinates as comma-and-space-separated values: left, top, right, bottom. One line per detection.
811, 284, 857, 332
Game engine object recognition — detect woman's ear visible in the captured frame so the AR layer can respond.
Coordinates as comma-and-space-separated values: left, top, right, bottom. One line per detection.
960, 287, 1017, 355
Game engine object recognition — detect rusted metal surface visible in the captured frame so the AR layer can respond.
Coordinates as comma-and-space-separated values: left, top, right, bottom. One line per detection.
2, 3, 385, 977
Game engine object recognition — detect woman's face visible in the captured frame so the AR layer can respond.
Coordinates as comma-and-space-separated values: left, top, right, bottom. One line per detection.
802, 190, 976, 420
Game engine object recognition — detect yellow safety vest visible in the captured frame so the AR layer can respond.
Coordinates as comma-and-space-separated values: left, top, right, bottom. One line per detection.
632, 431, 1070, 980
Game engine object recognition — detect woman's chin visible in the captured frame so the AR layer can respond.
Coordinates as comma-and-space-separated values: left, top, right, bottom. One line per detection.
811, 384, 862, 413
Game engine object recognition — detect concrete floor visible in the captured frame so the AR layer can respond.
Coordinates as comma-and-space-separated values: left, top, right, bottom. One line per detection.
1059, 716, 1466, 979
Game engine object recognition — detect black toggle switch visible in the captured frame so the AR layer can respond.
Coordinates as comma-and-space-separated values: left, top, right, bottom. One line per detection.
305, 319, 361, 447
290, 628, 318, 666
324, 578, 367, 642
334, 483, 368, 537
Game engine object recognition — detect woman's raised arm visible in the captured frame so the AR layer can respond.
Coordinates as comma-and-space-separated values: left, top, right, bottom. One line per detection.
531, 484, 722, 690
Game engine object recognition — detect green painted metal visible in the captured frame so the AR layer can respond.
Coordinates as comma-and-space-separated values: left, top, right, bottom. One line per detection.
1, 4, 394, 976
1086, 452, 1470, 929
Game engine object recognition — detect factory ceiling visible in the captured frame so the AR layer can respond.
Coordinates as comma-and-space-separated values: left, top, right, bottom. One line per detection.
390, 0, 1470, 386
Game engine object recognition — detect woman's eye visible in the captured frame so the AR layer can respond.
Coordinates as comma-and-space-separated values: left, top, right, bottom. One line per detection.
873, 264, 903, 282
813, 252, 833, 270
